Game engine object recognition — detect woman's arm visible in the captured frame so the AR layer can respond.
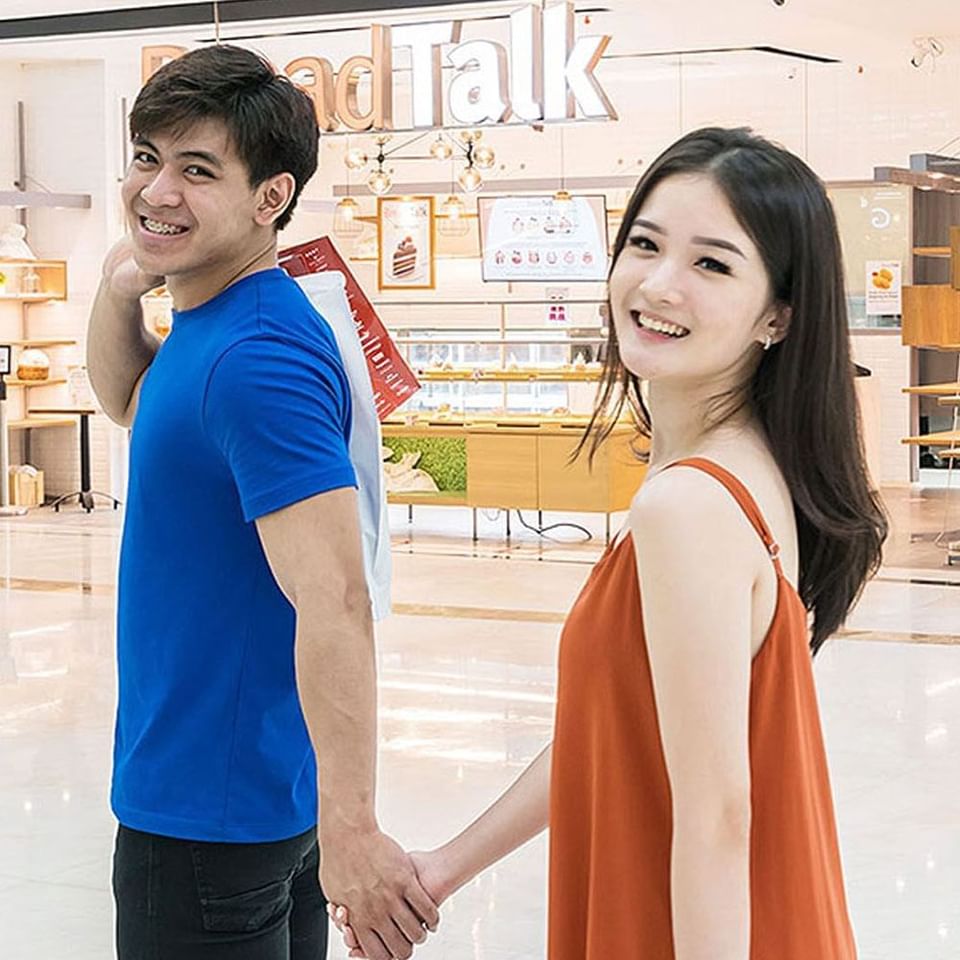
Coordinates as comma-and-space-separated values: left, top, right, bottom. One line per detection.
426, 742, 553, 902
333, 743, 553, 956
631, 467, 758, 960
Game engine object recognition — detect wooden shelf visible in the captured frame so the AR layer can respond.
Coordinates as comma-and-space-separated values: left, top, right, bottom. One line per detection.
903, 382, 960, 396
938, 396, 960, 407
387, 492, 468, 507
418, 368, 602, 383
4, 378, 67, 388
0, 259, 69, 268
914, 246, 952, 258
0, 293, 62, 303
10, 339, 76, 348
0, 192, 90, 210
0, 260, 67, 302
902, 430, 960, 447
8, 417, 75, 430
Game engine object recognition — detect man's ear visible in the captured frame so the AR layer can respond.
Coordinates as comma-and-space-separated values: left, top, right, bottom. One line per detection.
254, 173, 296, 227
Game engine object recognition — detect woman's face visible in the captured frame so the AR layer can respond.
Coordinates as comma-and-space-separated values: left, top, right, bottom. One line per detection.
609, 173, 780, 386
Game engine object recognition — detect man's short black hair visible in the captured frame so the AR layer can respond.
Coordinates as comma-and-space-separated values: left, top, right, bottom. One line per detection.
129, 45, 319, 231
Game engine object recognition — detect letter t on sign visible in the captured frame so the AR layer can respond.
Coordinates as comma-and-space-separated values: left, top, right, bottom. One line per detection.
392, 21, 462, 128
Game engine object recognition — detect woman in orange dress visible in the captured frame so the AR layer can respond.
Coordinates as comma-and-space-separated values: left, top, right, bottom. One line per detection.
332, 126, 887, 960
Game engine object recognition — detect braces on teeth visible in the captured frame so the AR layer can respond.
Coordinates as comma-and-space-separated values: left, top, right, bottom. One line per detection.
144, 218, 186, 235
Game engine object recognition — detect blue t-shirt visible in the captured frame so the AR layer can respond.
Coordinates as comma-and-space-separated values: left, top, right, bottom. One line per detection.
112, 268, 357, 843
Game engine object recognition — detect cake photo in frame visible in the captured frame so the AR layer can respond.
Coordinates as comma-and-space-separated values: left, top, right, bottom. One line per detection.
377, 196, 436, 291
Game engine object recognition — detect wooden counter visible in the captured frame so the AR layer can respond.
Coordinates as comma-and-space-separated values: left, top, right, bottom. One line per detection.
382, 418, 648, 516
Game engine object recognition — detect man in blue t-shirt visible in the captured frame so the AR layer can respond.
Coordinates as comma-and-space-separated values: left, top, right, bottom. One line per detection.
87, 46, 437, 960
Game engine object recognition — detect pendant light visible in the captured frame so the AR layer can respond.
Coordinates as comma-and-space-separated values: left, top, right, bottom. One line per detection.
430, 135, 453, 161
367, 135, 393, 196
333, 197, 363, 237
334, 138, 365, 237
553, 126, 573, 210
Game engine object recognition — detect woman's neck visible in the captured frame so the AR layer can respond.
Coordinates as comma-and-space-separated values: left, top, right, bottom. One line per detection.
647, 378, 758, 469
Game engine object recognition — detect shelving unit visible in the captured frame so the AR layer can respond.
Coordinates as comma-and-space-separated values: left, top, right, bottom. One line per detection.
0, 259, 76, 503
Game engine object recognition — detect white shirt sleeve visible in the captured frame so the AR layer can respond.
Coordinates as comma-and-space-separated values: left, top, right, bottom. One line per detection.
295, 272, 393, 621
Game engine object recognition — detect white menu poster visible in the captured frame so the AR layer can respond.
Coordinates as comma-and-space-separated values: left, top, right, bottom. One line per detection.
479, 195, 608, 282
865, 260, 902, 316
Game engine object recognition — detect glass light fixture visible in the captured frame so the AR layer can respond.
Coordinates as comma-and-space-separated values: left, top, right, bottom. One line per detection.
344, 148, 368, 171
333, 197, 364, 237
442, 194, 465, 219
430, 136, 453, 160
437, 194, 470, 238
367, 169, 392, 195
458, 165, 483, 193
473, 145, 495, 170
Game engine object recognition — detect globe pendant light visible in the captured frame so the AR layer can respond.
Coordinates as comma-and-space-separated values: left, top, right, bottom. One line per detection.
458, 165, 483, 193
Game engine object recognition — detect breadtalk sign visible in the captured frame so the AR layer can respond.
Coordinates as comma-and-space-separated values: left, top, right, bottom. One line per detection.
141, 1, 616, 132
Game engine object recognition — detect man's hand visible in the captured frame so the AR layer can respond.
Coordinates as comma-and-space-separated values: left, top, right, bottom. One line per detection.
330, 848, 453, 959
87, 236, 164, 426
321, 827, 439, 960
101, 236, 163, 303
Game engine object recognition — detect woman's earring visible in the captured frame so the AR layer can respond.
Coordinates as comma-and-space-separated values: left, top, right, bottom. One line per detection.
763, 332, 773, 352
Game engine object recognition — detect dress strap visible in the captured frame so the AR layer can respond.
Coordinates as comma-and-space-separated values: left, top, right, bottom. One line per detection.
663, 457, 784, 574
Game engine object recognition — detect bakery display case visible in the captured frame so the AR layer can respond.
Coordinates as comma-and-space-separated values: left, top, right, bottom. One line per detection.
376, 296, 646, 535
382, 297, 608, 418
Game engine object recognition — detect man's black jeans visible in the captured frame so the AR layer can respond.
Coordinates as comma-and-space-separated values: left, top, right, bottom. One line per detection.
113, 825, 328, 959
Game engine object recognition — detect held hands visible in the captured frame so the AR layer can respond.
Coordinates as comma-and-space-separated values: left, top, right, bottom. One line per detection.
101, 236, 163, 303
320, 828, 441, 960
329, 849, 454, 959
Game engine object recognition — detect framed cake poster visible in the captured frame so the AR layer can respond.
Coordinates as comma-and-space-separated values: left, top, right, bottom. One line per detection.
377, 196, 436, 291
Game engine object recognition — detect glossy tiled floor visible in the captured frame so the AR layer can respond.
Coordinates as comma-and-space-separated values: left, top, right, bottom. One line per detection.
1, 487, 959, 960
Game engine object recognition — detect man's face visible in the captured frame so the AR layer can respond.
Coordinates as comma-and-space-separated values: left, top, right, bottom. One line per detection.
121, 118, 263, 281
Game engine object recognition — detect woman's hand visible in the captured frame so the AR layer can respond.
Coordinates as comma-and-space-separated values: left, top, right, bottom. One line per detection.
329, 848, 458, 958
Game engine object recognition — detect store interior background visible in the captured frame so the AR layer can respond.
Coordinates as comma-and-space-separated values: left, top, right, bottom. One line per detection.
0, 0, 959, 503
1, 2, 959, 959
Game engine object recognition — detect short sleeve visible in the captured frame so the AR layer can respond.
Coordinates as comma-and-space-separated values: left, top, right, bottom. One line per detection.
203, 335, 357, 522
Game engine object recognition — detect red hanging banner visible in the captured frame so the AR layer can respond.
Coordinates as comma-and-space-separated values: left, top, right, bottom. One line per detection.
279, 236, 420, 421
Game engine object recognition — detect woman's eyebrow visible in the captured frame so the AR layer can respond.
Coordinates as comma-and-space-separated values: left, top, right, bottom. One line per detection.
691, 235, 746, 259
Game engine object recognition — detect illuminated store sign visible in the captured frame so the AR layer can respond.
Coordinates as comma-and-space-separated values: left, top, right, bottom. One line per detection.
142, 2, 616, 133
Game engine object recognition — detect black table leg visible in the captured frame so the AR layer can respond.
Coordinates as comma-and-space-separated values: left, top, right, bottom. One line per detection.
47, 413, 121, 513
79, 413, 91, 504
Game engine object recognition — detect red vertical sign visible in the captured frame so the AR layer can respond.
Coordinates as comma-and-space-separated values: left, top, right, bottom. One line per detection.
279, 236, 420, 420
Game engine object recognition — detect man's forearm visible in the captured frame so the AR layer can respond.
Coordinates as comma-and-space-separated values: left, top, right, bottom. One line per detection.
86, 277, 159, 427
294, 597, 379, 836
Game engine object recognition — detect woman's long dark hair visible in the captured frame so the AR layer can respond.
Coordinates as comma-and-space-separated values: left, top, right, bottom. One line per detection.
578, 126, 887, 654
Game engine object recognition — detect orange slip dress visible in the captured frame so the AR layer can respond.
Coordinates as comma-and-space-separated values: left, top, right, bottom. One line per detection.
549, 457, 857, 959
